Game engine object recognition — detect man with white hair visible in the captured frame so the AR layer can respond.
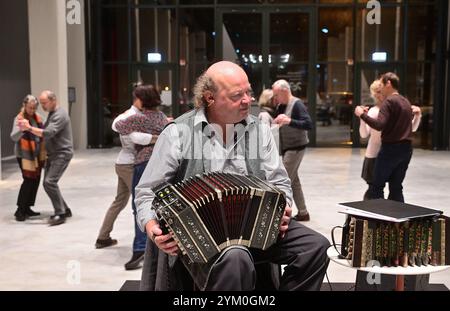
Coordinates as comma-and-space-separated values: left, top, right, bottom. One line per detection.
272, 80, 312, 221
18, 90, 73, 226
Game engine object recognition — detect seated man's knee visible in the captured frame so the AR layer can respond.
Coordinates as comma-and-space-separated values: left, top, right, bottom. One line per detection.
318, 234, 331, 254
311, 233, 331, 261
222, 248, 254, 269
221, 248, 256, 280
208, 248, 256, 290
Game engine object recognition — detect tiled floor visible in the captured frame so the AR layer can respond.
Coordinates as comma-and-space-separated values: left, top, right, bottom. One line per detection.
1, 147, 449, 290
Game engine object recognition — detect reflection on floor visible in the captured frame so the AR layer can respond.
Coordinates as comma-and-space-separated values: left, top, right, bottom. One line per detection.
316, 121, 351, 146
1, 147, 449, 290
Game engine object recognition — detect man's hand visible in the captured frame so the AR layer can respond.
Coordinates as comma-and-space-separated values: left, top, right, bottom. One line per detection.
273, 114, 291, 126
146, 220, 179, 256
354, 106, 367, 118
279, 205, 292, 239
150, 135, 159, 145
411, 105, 422, 116
17, 119, 31, 132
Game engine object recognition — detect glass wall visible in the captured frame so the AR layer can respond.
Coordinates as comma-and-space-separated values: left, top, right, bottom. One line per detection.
269, 12, 310, 100
178, 8, 215, 112
356, 7, 404, 62
405, 4, 437, 149
317, 7, 353, 145
223, 12, 263, 95
89, 0, 443, 149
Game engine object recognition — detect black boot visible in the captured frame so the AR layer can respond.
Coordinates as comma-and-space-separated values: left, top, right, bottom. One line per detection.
124, 251, 145, 270
14, 207, 27, 221
24, 206, 40, 217
65, 208, 72, 218
95, 237, 118, 249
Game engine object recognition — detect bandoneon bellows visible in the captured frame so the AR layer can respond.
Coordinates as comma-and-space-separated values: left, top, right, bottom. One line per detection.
152, 172, 286, 264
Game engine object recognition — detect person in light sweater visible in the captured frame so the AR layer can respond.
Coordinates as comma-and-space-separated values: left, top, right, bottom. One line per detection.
359, 79, 422, 200
95, 101, 157, 250
113, 85, 168, 271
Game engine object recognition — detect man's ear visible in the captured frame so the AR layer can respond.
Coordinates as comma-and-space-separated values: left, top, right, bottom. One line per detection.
204, 91, 214, 106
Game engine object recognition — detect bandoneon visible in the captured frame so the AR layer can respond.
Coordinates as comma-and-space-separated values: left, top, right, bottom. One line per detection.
152, 172, 286, 264
341, 216, 450, 268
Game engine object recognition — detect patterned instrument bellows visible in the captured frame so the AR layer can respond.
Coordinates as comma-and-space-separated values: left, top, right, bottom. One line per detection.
152, 172, 286, 264
341, 216, 450, 268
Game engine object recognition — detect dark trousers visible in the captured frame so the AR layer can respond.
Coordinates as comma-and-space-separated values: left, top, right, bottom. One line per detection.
43, 154, 72, 215
361, 157, 376, 201
16, 158, 41, 208
206, 220, 330, 291
368, 142, 412, 202
131, 161, 148, 252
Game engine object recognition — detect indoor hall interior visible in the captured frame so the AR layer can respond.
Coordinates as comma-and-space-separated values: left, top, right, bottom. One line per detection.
1, 147, 449, 290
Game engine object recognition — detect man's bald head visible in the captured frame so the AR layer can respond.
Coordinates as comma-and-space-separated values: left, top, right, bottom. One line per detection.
193, 61, 252, 126
206, 62, 250, 93
40, 90, 56, 101
205, 61, 246, 84
39, 90, 58, 112
193, 61, 249, 109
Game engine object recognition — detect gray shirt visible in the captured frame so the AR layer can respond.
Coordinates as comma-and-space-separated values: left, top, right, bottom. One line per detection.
43, 107, 73, 157
10, 116, 24, 157
134, 108, 293, 232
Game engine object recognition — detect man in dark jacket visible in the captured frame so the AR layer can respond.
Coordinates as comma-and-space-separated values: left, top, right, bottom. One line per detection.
272, 80, 313, 221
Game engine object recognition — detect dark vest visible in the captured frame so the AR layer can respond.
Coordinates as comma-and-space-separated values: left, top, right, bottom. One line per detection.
279, 97, 309, 154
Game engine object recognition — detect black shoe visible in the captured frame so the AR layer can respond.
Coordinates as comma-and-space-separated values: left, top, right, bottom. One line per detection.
294, 213, 310, 222
95, 238, 118, 249
65, 208, 72, 218
24, 207, 40, 217
14, 209, 26, 222
124, 251, 145, 270
48, 214, 66, 226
